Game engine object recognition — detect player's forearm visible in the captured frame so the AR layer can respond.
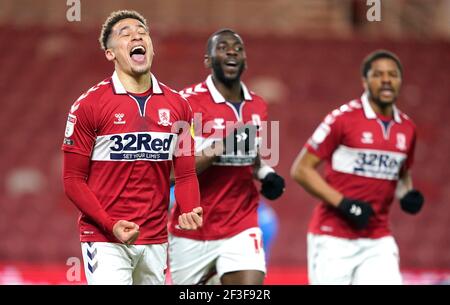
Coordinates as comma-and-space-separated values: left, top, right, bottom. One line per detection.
395, 170, 413, 199
253, 155, 275, 180
195, 140, 224, 175
292, 166, 343, 207
173, 154, 200, 212
63, 152, 116, 233
63, 177, 116, 233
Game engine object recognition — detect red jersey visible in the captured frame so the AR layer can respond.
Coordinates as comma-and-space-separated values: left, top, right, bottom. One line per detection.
305, 93, 417, 239
62, 72, 195, 244
169, 75, 269, 240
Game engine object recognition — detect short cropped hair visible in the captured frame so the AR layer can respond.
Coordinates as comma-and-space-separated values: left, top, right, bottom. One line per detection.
99, 10, 148, 50
361, 50, 403, 78
206, 28, 241, 55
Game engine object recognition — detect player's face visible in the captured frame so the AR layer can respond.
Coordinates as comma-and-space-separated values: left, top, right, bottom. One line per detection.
363, 58, 402, 107
106, 18, 154, 76
206, 32, 246, 84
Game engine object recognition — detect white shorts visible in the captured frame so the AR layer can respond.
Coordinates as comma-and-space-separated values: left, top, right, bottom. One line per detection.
169, 227, 266, 284
307, 233, 402, 285
81, 242, 168, 285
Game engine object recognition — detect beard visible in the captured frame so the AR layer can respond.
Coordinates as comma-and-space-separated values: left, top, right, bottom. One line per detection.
368, 86, 397, 109
211, 58, 245, 86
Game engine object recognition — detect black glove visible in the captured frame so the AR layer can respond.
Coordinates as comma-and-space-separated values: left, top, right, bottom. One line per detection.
400, 190, 424, 214
260, 172, 285, 200
337, 197, 374, 230
223, 124, 257, 156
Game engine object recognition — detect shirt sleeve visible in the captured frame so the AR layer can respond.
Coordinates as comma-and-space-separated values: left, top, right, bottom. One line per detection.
304, 112, 344, 161
172, 99, 200, 213
404, 130, 417, 170
61, 99, 96, 157
62, 151, 116, 233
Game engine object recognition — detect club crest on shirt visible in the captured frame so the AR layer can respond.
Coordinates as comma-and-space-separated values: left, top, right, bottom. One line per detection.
64, 113, 77, 137
361, 131, 373, 144
396, 133, 407, 151
157, 108, 172, 126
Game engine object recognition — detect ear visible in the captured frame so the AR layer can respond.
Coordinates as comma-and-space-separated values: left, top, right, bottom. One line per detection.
361, 77, 368, 91
204, 54, 211, 69
105, 49, 115, 62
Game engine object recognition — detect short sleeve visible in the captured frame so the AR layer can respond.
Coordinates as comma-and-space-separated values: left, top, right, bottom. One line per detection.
404, 130, 417, 170
304, 112, 344, 161
61, 100, 96, 157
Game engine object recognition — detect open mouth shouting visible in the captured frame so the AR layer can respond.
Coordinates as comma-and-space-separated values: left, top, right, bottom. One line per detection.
224, 58, 239, 71
129, 45, 146, 64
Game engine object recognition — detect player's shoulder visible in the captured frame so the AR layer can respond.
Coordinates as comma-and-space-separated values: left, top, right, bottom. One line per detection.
323, 99, 363, 125
158, 81, 193, 111
247, 90, 268, 108
179, 81, 209, 102
397, 108, 417, 130
69, 77, 112, 114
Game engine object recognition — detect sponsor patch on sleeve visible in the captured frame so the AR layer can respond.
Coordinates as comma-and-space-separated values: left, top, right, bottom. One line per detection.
64, 114, 77, 137
63, 138, 74, 146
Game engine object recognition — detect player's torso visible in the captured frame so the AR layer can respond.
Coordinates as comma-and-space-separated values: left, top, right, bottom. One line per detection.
91, 91, 179, 163
74, 76, 187, 243
170, 80, 265, 239
311, 99, 415, 238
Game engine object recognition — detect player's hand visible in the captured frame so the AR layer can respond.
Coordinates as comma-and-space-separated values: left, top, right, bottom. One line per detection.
178, 207, 203, 230
337, 198, 374, 230
400, 189, 424, 214
112, 220, 140, 245
223, 124, 257, 155
260, 172, 285, 200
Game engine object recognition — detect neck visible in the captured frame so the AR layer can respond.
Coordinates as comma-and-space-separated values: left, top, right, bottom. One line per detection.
116, 69, 151, 93
212, 75, 242, 103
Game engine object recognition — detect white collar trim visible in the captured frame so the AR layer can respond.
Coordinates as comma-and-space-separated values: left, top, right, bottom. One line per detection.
361, 92, 401, 123
111, 71, 162, 95
205, 75, 252, 103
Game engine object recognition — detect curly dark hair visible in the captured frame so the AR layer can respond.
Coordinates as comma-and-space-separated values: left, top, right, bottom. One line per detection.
99, 10, 148, 50
361, 50, 403, 78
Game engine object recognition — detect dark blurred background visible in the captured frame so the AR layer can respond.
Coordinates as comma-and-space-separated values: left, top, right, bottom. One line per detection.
0, 0, 449, 284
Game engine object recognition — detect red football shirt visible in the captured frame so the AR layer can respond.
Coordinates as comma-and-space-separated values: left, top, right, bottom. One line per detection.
169, 75, 269, 240
62, 72, 195, 244
305, 93, 417, 239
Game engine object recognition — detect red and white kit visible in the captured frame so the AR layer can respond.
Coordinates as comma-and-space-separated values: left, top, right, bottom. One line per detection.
62, 71, 196, 244
168, 75, 268, 283
305, 93, 416, 239
305, 92, 416, 284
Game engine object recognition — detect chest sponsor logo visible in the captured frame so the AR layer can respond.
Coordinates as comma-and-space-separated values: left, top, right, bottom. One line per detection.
91, 132, 176, 161
213, 118, 225, 130
332, 145, 407, 180
114, 113, 126, 125
361, 131, 373, 144
157, 109, 172, 126
396, 133, 407, 151
64, 114, 77, 137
